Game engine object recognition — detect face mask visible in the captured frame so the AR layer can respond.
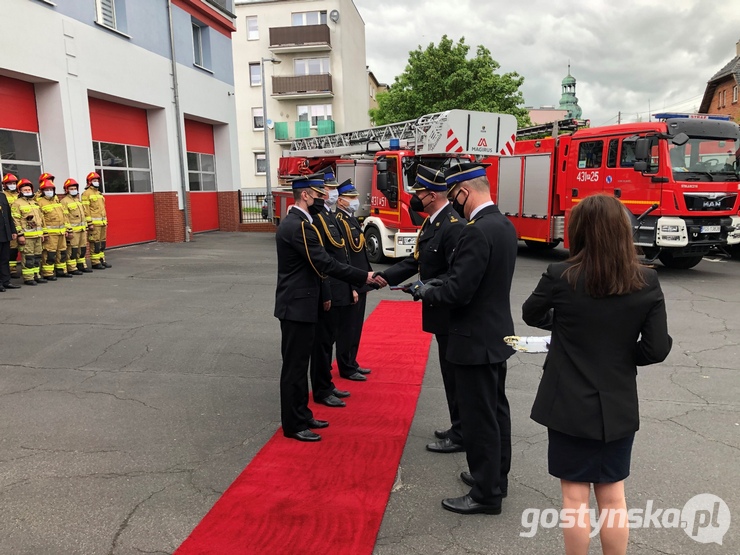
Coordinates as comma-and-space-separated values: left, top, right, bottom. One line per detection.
409, 192, 432, 213
7, 184, 16, 191
308, 197, 325, 215
44, 190, 55, 198
348, 199, 360, 213
326, 189, 338, 207
451, 188, 468, 217
67, 189, 78, 196
22, 191, 34, 198
91, 181, 100, 188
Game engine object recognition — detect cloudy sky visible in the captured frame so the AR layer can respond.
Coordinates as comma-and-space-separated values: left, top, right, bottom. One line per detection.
353, 0, 740, 126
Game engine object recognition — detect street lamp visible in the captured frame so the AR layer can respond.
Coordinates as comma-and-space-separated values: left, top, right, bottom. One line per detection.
261, 56, 281, 221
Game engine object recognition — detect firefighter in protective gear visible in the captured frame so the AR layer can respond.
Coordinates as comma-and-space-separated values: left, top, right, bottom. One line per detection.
38, 172, 55, 185
11, 179, 46, 285
37, 179, 73, 280
82, 172, 111, 269
61, 178, 91, 274
2, 173, 21, 278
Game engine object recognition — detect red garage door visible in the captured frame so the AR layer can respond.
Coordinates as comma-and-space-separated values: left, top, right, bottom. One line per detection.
89, 98, 156, 247
0, 76, 43, 182
185, 119, 219, 233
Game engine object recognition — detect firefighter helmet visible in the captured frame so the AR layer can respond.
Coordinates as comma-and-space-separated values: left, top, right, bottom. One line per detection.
86, 172, 100, 183
2, 173, 18, 185
17, 178, 34, 191
39, 172, 55, 184
39, 179, 55, 190
63, 178, 79, 190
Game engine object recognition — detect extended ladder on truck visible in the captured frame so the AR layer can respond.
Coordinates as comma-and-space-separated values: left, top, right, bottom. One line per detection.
284, 110, 519, 159
515, 118, 590, 140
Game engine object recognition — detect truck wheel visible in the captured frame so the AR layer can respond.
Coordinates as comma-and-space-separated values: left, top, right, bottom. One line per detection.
658, 251, 704, 269
364, 227, 386, 264
524, 239, 558, 250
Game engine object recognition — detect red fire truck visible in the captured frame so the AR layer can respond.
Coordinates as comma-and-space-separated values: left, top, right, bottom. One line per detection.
275, 110, 518, 262
482, 113, 740, 268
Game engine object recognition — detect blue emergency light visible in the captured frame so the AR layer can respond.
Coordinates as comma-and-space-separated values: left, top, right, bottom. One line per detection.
653, 112, 731, 121
389, 138, 400, 150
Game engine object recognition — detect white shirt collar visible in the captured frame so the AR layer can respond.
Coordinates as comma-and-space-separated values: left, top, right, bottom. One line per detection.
428, 202, 449, 224
469, 201, 494, 220
291, 204, 312, 224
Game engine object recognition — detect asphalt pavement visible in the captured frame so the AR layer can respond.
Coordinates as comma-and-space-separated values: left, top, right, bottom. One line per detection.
0, 232, 738, 555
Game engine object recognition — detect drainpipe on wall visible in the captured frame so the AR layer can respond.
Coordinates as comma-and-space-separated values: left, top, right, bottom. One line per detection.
167, 0, 191, 242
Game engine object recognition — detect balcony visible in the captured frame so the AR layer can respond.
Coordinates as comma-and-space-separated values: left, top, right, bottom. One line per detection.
269, 24, 331, 53
274, 120, 336, 144
272, 74, 333, 100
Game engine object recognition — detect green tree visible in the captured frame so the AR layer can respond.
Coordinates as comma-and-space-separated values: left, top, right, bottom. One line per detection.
370, 36, 531, 128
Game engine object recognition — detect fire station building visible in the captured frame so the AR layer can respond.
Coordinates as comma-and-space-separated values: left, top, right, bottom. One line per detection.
0, 0, 242, 247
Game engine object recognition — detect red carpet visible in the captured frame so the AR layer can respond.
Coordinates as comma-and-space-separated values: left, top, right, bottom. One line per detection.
176, 300, 433, 555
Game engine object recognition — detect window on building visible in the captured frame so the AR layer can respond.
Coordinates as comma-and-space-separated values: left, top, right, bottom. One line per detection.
292, 10, 327, 26
294, 57, 330, 76
192, 23, 204, 67
298, 104, 332, 127
606, 139, 618, 168
255, 153, 266, 175
0, 129, 42, 183
249, 62, 261, 86
92, 141, 152, 193
577, 140, 603, 169
187, 152, 217, 191
246, 16, 258, 40
96, 0, 117, 28
252, 107, 264, 130
734, 85, 738, 104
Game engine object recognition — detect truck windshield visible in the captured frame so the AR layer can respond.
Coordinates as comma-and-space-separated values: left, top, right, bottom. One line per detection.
669, 137, 740, 182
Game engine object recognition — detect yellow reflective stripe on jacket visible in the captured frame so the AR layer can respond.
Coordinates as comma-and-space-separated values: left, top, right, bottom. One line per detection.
23, 229, 44, 238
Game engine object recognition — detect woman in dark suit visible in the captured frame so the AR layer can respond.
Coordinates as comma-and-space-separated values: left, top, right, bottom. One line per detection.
522, 194, 672, 555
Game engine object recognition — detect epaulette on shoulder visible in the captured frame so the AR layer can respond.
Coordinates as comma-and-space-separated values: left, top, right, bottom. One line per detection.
467, 219, 476, 225
448, 214, 458, 223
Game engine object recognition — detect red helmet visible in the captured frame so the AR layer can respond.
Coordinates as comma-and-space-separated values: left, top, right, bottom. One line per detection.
39, 179, 55, 190
86, 172, 100, 183
2, 173, 18, 185
17, 178, 34, 191
63, 178, 79, 190
39, 172, 55, 184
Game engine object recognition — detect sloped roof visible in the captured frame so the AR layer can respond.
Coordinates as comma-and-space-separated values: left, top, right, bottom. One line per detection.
699, 55, 740, 113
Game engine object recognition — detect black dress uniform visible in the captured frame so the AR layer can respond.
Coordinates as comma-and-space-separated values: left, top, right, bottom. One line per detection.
381, 165, 466, 445
309, 197, 352, 403
334, 180, 372, 379
274, 179, 368, 438
421, 163, 518, 511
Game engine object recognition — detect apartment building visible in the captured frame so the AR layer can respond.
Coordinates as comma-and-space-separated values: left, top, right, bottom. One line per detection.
233, 0, 370, 189
0, 0, 242, 247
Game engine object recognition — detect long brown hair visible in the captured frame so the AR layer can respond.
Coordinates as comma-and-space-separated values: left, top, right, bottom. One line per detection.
563, 194, 647, 297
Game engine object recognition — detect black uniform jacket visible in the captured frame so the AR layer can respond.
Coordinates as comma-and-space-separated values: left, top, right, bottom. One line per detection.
0, 193, 17, 242
335, 209, 372, 293
313, 208, 353, 306
383, 203, 466, 334
274, 207, 367, 323
522, 262, 672, 442
423, 204, 517, 365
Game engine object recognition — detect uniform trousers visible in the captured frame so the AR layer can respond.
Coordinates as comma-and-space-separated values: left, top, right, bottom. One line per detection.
8, 236, 19, 275
89, 224, 107, 264
67, 229, 88, 271
455, 360, 511, 505
436, 334, 463, 445
310, 306, 340, 401
20, 237, 43, 281
0, 241, 10, 284
336, 292, 366, 375
41, 234, 68, 276
279, 319, 316, 435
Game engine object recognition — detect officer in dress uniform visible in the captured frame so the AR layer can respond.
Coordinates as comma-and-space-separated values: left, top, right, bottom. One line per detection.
377, 165, 467, 453
308, 171, 353, 408
274, 175, 376, 442
414, 162, 517, 515
334, 179, 373, 382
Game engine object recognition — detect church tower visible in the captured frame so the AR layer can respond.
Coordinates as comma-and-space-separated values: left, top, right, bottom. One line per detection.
558, 64, 583, 119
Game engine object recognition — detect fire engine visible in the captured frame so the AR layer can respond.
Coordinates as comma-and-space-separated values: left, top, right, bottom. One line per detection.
275, 110, 518, 262
480, 112, 740, 268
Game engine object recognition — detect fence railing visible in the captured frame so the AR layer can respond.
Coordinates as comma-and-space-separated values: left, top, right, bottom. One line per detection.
240, 190, 269, 223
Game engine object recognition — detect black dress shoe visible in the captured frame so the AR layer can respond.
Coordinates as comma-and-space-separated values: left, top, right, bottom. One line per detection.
307, 418, 329, 429
341, 372, 367, 382
459, 472, 507, 497
426, 437, 464, 453
317, 394, 346, 408
0, 286, 5, 292
3, 283, 21, 289
286, 429, 321, 442
356, 367, 371, 375
434, 428, 450, 440
441, 494, 501, 515
332, 388, 351, 398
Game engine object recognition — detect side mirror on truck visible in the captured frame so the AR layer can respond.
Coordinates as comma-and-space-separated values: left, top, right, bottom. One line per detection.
633, 137, 651, 173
